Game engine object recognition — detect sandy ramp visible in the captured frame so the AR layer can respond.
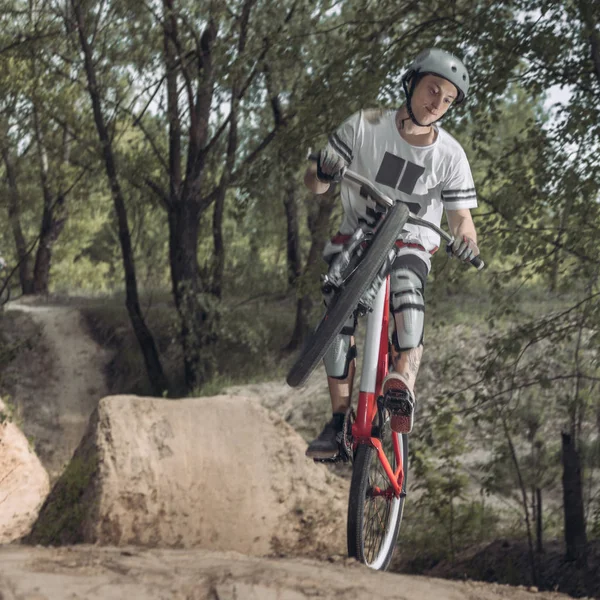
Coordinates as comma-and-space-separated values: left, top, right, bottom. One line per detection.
0, 398, 49, 544
27, 394, 348, 557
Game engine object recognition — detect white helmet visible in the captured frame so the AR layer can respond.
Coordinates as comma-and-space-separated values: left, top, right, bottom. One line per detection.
402, 48, 470, 104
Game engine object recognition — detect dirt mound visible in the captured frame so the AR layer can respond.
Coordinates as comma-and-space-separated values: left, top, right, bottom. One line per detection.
0, 544, 575, 600
4, 301, 110, 480
26, 394, 348, 557
0, 398, 50, 543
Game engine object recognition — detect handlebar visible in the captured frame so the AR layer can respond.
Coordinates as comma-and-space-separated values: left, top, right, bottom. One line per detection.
308, 153, 484, 271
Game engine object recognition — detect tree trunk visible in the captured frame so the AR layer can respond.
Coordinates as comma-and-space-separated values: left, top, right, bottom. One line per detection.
286, 295, 313, 353
283, 181, 302, 288
33, 194, 67, 294
284, 190, 337, 352
449, 497, 456, 563
536, 487, 543, 554
32, 105, 71, 295
549, 194, 573, 293
1, 146, 35, 295
502, 416, 538, 585
161, 2, 219, 392
211, 187, 226, 299
73, 0, 169, 397
562, 432, 588, 565
168, 199, 216, 391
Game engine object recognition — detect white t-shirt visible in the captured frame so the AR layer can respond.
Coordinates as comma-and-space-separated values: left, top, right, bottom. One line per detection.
324, 109, 477, 270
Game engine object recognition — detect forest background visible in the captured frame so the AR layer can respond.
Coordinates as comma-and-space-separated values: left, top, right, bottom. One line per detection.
0, 0, 599, 596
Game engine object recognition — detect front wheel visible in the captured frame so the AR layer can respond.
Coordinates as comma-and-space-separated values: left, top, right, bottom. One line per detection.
347, 430, 408, 570
286, 202, 409, 388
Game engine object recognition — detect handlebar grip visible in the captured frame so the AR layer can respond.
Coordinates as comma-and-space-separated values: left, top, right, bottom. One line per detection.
470, 255, 485, 270
307, 151, 319, 162
445, 243, 485, 270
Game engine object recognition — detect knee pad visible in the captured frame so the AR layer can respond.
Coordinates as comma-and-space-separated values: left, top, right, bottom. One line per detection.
390, 268, 425, 351
323, 310, 357, 379
324, 334, 357, 379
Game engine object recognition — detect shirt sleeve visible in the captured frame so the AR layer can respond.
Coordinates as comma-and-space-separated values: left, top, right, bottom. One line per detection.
326, 111, 361, 167
441, 150, 478, 210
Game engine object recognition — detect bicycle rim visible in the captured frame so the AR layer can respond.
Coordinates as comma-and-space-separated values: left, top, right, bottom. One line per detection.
286, 202, 409, 388
347, 430, 408, 570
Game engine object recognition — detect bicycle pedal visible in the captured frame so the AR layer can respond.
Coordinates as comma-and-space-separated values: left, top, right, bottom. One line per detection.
375, 395, 390, 431
388, 399, 412, 417
313, 453, 351, 465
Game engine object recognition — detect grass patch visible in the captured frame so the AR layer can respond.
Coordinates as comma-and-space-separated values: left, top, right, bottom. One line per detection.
0, 396, 21, 427
80, 290, 297, 397
393, 499, 502, 573
25, 442, 98, 545
77, 279, 583, 398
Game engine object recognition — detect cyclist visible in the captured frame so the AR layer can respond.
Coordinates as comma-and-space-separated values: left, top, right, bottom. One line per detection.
304, 48, 480, 459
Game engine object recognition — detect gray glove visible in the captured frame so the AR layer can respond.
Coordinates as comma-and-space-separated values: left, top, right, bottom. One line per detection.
316, 147, 346, 183
450, 235, 479, 262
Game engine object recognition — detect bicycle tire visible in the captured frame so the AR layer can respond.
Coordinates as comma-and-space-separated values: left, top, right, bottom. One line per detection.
286, 202, 409, 388
347, 431, 408, 570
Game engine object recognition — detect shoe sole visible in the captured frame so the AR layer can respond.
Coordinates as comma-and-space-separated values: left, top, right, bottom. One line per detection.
305, 448, 340, 460
390, 414, 413, 434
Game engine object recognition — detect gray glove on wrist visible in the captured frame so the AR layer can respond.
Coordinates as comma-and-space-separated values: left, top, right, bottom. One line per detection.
316, 147, 346, 183
450, 235, 479, 262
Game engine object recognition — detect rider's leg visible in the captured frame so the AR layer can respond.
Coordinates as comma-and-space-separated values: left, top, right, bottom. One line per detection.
388, 343, 423, 397
382, 254, 428, 433
327, 338, 356, 413
306, 312, 357, 459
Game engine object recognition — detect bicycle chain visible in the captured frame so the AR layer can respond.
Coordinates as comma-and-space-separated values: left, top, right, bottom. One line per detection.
342, 407, 356, 462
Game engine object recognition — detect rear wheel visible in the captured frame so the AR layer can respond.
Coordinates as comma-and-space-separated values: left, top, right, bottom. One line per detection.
347, 424, 408, 571
286, 202, 409, 388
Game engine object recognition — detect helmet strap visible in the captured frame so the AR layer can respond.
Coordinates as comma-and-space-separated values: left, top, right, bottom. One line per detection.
402, 74, 427, 128
402, 72, 444, 129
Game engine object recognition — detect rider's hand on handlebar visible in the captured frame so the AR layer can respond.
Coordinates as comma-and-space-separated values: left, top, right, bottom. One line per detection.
316, 147, 346, 183
450, 235, 479, 263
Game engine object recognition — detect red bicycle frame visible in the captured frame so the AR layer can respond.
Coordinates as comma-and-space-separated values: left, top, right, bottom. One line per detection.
351, 276, 405, 498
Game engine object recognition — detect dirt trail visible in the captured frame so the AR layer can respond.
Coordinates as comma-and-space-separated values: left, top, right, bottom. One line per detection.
5, 300, 110, 480
0, 545, 573, 600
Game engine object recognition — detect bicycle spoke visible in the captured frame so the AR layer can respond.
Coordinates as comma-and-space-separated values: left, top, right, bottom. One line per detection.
348, 429, 407, 570
364, 484, 390, 561
367, 498, 385, 553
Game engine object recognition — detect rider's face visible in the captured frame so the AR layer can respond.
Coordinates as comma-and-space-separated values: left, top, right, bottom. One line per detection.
410, 74, 457, 125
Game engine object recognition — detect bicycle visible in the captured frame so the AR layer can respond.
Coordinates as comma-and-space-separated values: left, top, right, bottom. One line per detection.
286, 164, 484, 570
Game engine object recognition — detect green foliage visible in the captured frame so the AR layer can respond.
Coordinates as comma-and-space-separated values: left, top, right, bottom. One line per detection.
400, 500, 501, 572
81, 290, 294, 396
26, 450, 98, 546
409, 396, 472, 560
0, 396, 17, 426
591, 499, 600, 540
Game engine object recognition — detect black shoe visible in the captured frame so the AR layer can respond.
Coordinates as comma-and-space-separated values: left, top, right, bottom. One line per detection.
306, 417, 343, 460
